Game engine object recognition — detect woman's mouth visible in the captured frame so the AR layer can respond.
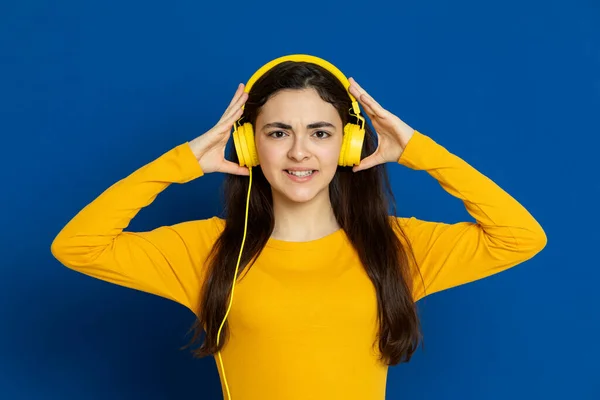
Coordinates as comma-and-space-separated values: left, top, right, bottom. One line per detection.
284, 169, 318, 182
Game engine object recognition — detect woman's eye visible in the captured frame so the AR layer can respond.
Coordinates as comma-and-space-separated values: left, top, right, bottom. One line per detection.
268, 130, 330, 139
268, 131, 287, 138
313, 131, 331, 139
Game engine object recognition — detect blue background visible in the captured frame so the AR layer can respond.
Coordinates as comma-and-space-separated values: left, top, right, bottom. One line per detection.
1, 0, 598, 399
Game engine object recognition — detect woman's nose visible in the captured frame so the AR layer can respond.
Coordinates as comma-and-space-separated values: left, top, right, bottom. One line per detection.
287, 136, 311, 161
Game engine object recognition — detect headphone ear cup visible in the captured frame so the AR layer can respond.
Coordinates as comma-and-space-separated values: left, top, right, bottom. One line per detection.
233, 121, 244, 165
338, 125, 350, 166
243, 123, 259, 167
234, 122, 259, 168
338, 123, 365, 166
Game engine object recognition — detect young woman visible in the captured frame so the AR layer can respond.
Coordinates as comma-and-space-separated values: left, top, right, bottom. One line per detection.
51, 55, 547, 400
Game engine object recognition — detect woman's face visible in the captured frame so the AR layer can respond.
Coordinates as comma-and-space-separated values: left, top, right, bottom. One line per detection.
254, 88, 343, 204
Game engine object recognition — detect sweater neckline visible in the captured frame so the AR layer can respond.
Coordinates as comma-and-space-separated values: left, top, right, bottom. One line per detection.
265, 228, 345, 250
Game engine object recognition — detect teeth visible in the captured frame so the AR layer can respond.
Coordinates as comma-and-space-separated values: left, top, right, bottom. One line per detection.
287, 170, 314, 177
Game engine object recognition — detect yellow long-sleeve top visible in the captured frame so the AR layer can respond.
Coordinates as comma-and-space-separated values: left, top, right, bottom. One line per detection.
51, 130, 546, 400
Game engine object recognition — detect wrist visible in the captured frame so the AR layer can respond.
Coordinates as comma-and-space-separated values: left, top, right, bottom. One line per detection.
395, 124, 416, 162
187, 138, 205, 162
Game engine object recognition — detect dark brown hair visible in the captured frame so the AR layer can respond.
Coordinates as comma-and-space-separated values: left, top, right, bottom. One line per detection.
183, 61, 423, 365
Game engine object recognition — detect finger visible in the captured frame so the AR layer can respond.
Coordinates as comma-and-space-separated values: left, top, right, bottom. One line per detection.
349, 78, 387, 119
219, 83, 242, 121
215, 107, 244, 133
220, 160, 250, 176
348, 80, 377, 117
222, 90, 248, 122
350, 77, 371, 99
352, 155, 369, 173
357, 93, 378, 117
226, 83, 244, 108
352, 151, 384, 173
360, 92, 387, 119
220, 83, 246, 121
352, 157, 375, 173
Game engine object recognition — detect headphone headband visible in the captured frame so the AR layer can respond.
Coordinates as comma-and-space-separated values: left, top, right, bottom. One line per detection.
243, 54, 361, 115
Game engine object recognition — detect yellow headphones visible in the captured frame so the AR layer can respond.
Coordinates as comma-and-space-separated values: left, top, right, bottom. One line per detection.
216, 54, 365, 400
232, 54, 366, 168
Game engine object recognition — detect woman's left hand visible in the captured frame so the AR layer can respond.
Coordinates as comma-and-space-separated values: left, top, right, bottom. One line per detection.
348, 77, 415, 172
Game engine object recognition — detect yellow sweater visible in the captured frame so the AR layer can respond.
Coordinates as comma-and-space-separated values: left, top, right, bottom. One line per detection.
51, 130, 546, 399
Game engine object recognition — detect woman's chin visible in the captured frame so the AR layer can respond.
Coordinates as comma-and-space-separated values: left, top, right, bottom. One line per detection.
274, 187, 324, 205
283, 191, 317, 204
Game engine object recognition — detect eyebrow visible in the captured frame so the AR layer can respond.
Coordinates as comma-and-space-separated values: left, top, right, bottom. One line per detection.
261, 121, 336, 131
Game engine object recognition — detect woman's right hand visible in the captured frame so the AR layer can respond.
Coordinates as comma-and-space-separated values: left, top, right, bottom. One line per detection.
189, 83, 250, 176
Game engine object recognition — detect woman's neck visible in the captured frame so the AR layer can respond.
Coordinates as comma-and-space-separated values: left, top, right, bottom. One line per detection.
270, 191, 340, 242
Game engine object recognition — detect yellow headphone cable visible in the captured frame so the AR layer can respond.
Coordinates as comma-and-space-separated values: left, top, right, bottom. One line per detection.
214, 53, 365, 399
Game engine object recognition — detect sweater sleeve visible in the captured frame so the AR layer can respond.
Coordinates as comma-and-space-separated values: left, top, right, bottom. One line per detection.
395, 130, 547, 303
50, 142, 221, 318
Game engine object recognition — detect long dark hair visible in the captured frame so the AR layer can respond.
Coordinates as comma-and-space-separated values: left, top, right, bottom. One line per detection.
183, 61, 423, 365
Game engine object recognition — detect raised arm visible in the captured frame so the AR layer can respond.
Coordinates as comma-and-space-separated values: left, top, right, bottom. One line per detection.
346, 78, 546, 303
51, 83, 251, 316
395, 131, 547, 302
50, 143, 221, 316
